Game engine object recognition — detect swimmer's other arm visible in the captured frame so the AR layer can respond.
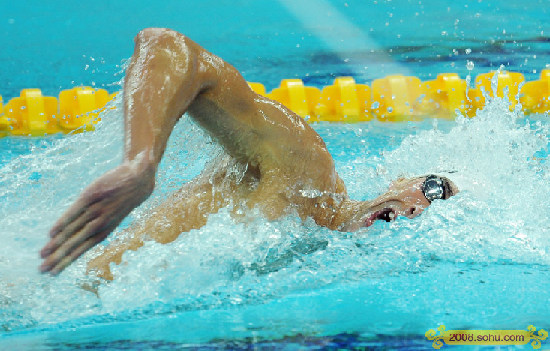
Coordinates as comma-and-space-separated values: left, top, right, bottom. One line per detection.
40, 29, 221, 275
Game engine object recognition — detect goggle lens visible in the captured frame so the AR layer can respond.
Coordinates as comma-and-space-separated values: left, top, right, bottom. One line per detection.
422, 175, 445, 202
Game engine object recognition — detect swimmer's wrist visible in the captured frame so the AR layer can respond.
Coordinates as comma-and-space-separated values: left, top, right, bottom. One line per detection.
118, 157, 157, 201
120, 159, 156, 202
124, 150, 158, 177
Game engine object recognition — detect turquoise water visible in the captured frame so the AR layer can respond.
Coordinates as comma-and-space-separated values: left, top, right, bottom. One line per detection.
2, 0, 549, 99
1, 1, 550, 350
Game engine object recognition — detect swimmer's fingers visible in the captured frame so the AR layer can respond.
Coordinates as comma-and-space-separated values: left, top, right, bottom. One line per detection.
49, 231, 111, 276
42, 164, 155, 275
41, 202, 102, 258
41, 200, 132, 275
49, 188, 102, 238
40, 217, 105, 274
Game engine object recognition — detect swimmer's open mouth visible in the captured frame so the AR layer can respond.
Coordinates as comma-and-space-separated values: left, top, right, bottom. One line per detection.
365, 208, 396, 227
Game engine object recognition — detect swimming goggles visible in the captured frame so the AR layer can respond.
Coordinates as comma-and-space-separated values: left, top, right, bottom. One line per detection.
421, 175, 446, 202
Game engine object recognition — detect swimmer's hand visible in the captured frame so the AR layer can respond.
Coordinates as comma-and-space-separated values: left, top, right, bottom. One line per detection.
40, 160, 155, 275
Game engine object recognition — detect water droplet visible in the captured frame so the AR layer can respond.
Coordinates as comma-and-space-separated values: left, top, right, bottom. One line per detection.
466, 61, 475, 71
465, 48, 472, 54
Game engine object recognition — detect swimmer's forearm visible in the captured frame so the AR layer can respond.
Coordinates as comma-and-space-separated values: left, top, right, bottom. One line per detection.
41, 30, 215, 276
123, 29, 206, 168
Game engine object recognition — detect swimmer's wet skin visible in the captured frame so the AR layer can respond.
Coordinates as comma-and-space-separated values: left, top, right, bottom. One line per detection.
39, 28, 458, 279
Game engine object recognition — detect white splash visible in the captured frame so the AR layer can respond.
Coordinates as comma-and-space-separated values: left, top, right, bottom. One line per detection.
1, 80, 549, 333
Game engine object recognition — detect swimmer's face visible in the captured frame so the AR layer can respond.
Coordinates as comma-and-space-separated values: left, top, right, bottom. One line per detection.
342, 175, 458, 231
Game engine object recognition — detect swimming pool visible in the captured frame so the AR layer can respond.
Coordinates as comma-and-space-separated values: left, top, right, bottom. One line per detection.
1, 1, 549, 350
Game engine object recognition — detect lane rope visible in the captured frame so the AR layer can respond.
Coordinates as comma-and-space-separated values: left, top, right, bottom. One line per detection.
1, 69, 549, 137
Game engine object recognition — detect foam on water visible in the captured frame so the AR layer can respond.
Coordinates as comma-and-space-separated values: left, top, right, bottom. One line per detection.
380, 96, 550, 266
1, 81, 549, 334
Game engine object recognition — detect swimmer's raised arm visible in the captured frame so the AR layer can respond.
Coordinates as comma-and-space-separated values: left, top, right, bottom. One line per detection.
40, 29, 217, 275
40, 28, 332, 275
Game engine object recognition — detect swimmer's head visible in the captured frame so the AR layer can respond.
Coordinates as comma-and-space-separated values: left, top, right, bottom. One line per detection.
341, 174, 459, 232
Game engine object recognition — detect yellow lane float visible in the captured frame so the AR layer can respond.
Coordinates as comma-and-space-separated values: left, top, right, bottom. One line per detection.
0, 87, 115, 137
1, 69, 549, 137
251, 69, 550, 122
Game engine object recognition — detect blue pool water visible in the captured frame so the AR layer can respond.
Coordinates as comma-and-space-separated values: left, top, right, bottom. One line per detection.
2, 1, 550, 350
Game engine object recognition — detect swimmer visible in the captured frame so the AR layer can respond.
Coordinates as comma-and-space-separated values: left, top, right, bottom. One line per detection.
40, 28, 458, 279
